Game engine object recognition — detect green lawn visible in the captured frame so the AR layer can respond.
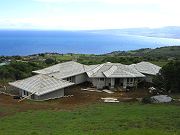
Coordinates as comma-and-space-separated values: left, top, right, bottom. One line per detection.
0, 103, 180, 135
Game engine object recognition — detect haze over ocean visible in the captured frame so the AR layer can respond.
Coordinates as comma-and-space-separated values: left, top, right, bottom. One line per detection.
1, 30, 180, 56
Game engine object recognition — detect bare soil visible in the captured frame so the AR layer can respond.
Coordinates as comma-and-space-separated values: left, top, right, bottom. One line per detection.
0, 84, 150, 117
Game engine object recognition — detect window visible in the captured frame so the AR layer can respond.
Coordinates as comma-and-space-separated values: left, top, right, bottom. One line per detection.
23, 90, 26, 95
130, 78, 133, 82
23, 91, 29, 96
66, 77, 73, 82
100, 78, 105, 81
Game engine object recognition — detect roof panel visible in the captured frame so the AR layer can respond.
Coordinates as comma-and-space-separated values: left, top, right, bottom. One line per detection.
87, 62, 145, 78
33, 61, 88, 79
9, 74, 74, 96
131, 61, 161, 75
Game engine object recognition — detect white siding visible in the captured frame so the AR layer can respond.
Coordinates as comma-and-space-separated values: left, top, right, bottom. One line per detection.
123, 78, 127, 88
34, 89, 64, 100
105, 78, 111, 87
92, 78, 106, 89
21, 90, 30, 99
75, 73, 88, 84
110, 78, 115, 88
145, 75, 153, 83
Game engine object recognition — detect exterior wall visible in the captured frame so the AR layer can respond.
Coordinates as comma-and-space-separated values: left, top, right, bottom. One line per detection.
21, 90, 31, 99
19, 89, 22, 96
75, 73, 88, 84
34, 88, 64, 100
19, 88, 65, 100
105, 78, 111, 87
92, 78, 106, 89
144, 74, 154, 83
123, 78, 127, 88
123, 78, 139, 88
91, 77, 140, 89
87, 77, 92, 83
110, 78, 115, 89
64, 76, 75, 83
63, 73, 88, 84
92, 78, 112, 89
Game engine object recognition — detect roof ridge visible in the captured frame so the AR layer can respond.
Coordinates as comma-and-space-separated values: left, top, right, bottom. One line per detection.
91, 64, 105, 77
103, 65, 117, 77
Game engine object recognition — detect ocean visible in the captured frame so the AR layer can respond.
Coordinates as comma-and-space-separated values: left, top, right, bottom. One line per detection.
0, 30, 180, 56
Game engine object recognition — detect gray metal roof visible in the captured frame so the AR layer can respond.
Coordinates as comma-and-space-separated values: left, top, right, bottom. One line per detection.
33, 61, 89, 79
9, 74, 74, 96
87, 62, 145, 78
130, 61, 161, 75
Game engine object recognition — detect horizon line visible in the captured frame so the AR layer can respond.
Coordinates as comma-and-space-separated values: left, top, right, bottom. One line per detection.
0, 26, 180, 31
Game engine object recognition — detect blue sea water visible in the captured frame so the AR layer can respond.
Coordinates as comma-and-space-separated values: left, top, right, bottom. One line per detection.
0, 30, 180, 56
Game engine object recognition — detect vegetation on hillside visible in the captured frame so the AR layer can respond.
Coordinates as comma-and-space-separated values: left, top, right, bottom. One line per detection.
108, 46, 180, 59
153, 61, 180, 93
0, 46, 179, 87
0, 62, 45, 84
0, 54, 161, 84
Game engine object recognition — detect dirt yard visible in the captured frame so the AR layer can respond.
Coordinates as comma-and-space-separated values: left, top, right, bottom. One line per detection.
0, 84, 150, 117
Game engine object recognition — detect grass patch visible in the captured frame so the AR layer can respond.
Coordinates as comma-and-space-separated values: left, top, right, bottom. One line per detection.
0, 103, 180, 135
150, 61, 168, 67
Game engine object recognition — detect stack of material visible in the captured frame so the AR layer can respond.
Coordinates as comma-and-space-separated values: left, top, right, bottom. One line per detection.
102, 89, 114, 94
101, 97, 119, 103
81, 88, 102, 92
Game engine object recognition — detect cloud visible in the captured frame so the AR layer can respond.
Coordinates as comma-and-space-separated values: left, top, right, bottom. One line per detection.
34, 0, 180, 13
1, 0, 180, 30
34, 0, 152, 4
2, 9, 180, 30
34, 0, 179, 5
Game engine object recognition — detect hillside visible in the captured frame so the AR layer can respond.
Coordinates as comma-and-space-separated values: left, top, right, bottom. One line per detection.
107, 46, 180, 59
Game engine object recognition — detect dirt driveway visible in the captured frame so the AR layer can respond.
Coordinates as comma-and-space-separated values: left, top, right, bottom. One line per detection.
0, 84, 150, 117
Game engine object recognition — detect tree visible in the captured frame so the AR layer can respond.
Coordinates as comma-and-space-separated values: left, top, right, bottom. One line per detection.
153, 61, 180, 93
45, 58, 56, 65
0, 61, 45, 82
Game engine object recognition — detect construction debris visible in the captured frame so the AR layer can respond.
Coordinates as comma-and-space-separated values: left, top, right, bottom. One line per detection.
63, 95, 74, 98
101, 97, 119, 103
102, 89, 114, 94
81, 88, 102, 92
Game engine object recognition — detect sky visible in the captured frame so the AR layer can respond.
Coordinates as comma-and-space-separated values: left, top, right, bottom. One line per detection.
0, 0, 180, 30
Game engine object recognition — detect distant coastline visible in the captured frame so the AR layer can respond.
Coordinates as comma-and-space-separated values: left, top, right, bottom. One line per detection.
0, 30, 180, 56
